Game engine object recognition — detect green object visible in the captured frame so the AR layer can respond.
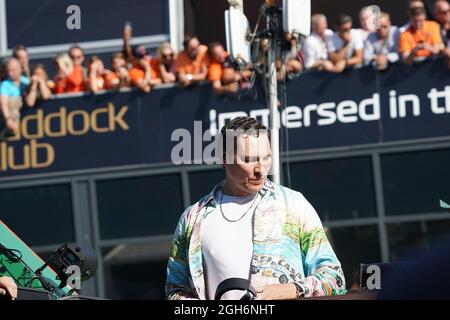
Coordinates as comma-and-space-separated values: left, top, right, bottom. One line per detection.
0, 219, 72, 298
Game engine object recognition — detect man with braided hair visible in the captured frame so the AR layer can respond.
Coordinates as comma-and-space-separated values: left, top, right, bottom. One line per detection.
166, 116, 346, 300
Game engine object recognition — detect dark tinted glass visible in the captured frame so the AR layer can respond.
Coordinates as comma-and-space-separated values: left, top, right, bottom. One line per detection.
284, 157, 376, 221
381, 149, 450, 216
388, 219, 450, 261
0, 184, 74, 246
96, 174, 183, 240
189, 170, 225, 203
6, 0, 168, 48
328, 225, 381, 289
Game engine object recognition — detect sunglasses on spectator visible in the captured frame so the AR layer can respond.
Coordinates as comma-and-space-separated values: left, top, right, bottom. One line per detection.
71, 55, 83, 59
162, 53, 174, 59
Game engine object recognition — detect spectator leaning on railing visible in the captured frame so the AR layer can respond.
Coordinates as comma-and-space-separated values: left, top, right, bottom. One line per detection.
12, 45, 30, 78
277, 32, 303, 80
400, 0, 426, 33
358, 6, 378, 41
399, 6, 444, 65
174, 35, 209, 87
327, 14, 364, 72
24, 64, 52, 107
302, 14, 335, 72
107, 52, 130, 89
433, 0, 450, 68
364, 12, 400, 70
86, 55, 112, 93
129, 46, 162, 93
208, 42, 242, 94
152, 42, 177, 84
0, 58, 29, 133
54, 45, 87, 93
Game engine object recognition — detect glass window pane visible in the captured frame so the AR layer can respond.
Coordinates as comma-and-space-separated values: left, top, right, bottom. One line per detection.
388, 219, 450, 261
0, 184, 74, 246
102, 244, 169, 299
189, 170, 225, 203
96, 174, 183, 240
284, 157, 376, 221
328, 225, 381, 289
6, 0, 169, 48
381, 149, 450, 215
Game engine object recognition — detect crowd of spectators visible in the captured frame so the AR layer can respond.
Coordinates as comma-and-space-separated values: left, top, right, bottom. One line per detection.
0, 28, 250, 135
303, 0, 450, 72
1, 0, 450, 136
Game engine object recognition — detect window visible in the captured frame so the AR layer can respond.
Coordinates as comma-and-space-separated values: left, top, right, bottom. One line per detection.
188, 169, 225, 203
387, 219, 450, 261
102, 243, 168, 299
381, 149, 450, 216
6, 0, 169, 48
328, 225, 381, 289
0, 184, 74, 246
284, 157, 376, 221
96, 174, 183, 240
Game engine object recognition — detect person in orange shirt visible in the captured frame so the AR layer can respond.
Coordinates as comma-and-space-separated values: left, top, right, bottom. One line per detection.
86, 55, 112, 93
399, 7, 444, 64
174, 35, 209, 87
129, 46, 161, 93
105, 52, 130, 90
208, 42, 244, 94
53, 45, 86, 93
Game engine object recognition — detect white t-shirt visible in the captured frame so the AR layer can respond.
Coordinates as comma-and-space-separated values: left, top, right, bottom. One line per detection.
302, 29, 334, 69
201, 190, 259, 300
327, 28, 364, 60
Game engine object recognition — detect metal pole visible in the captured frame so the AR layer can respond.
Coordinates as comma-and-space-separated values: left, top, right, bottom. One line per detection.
267, 12, 280, 185
0, 0, 8, 57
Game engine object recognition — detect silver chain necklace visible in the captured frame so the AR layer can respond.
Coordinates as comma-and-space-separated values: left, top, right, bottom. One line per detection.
219, 189, 260, 223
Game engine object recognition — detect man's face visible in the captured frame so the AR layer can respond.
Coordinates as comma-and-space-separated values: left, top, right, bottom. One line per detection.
15, 49, 28, 69
411, 14, 426, 30
161, 49, 175, 64
187, 38, 200, 60
315, 17, 328, 35
224, 132, 272, 196
112, 57, 125, 70
70, 48, 84, 66
377, 17, 391, 39
212, 45, 226, 63
360, 11, 371, 32
33, 67, 46, 80
410, 0, 425, 11
7, 59, 21, 81
338, 21, 352, 39
435, 1, 450, 25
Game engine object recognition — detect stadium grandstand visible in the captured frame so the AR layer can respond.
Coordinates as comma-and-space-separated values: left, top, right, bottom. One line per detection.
0, 0, 450, 301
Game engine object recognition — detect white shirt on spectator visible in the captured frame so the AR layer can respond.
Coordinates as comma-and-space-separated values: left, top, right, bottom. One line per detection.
302, 29, 334, 69
327, 28, 364, 60
356, 28, 371, 41
364, 26, 400, 65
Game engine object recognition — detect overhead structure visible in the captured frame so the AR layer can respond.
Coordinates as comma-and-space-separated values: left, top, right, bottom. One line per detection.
225, 0, 311, 184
